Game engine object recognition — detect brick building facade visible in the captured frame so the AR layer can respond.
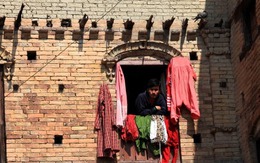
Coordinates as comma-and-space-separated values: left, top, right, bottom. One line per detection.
0, 0, 258, 162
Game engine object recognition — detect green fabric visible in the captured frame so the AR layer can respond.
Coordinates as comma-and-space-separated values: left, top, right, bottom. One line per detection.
135, 115, 159, 156
148, 143, 160, 156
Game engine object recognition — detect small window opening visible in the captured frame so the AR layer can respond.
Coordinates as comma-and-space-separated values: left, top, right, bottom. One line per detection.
58, 84, 65, 93
193, 133, 202, 143
219, 81, 227, 88
13, 84, 19, 92
189, 51, 198, 60
27, 51, 36, 60
54, 135, 63, 144
92, 21, 97, 28
32, 19, 38, 26
61, 19, 71, 27
46, 20, 53, 27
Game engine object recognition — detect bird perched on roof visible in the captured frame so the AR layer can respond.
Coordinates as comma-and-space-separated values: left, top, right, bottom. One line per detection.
123, 19, 135, 30
193, 11, 208, 22
163, 16, 175, 31
146, 15, 154, 30
14, 3, 25, 30
79, 14, 88, 30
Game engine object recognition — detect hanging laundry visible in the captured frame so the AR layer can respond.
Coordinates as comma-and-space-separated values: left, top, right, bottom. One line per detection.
121, 114, 139, 142
161, 116, 179, 163
150, 115, 168, 163
150, 115, 167, 144
166, 56, 200, 124
135, 115, 151, 152
116, 63, 128, 127
94, 83, 119, 159
135, 115, 160, 156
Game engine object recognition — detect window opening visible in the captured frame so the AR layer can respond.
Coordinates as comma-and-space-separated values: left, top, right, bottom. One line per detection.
219, 81, 227, 88
120, 65, 167, 161
121, 65, 167, 117
54, 135, 63, 144
193, 133, 202, 143
58, 84, 64, 93
13, 84, 19, 92
189, 51, 198, 60
61, 19, 71, 27
32, 19, 38, 26
27, 51, 36, 60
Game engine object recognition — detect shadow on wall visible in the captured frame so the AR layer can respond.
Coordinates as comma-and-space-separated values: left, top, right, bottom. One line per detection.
192, 0, 242, 162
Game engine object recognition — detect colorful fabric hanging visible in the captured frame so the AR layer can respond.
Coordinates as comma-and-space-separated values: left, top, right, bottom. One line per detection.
94, 83, 119, 159
166, 56, 200, 123
116, 63, 128, 127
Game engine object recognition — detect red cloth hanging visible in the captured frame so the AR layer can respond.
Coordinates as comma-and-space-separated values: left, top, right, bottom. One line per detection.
166, 56, 200, 124
94, 84, 119, 159
121, 114, 139, 142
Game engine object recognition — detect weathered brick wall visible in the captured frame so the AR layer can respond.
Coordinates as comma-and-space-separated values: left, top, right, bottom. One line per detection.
229, 0, 260, 162
0, 0, 228, 26
0, 0, 244, 162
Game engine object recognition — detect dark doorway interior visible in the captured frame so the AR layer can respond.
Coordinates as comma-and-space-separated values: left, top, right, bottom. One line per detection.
119, 65, 167, 162
0, 65, 6, 162
121, 65, 167, 115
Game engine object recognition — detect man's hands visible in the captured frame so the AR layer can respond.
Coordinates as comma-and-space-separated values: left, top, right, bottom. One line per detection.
154, 106, 161, 110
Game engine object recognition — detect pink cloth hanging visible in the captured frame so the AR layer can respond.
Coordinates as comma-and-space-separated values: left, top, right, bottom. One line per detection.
166, 56, 200, 124
116, 63, 128, 127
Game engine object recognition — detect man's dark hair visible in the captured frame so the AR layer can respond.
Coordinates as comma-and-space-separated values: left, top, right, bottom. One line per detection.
147, 78, 160, 89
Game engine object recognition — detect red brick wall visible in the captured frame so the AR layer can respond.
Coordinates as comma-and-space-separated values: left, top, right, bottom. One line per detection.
229, 0, 260, 162
0, 1, 245, 161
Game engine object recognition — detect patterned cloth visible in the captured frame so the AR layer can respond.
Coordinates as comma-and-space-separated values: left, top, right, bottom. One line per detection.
94, 84, 119, 159
150, 115, 167, 144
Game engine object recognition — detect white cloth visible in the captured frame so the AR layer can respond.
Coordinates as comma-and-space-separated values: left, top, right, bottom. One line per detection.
150, 115, 168, 144
150, 118, 157, 140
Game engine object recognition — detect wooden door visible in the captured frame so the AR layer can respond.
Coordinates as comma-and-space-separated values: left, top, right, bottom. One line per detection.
0, 65, 6, 162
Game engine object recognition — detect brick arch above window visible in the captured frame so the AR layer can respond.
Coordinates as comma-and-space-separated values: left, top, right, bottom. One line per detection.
0, 46, 14, 81
102, 41, 181, 81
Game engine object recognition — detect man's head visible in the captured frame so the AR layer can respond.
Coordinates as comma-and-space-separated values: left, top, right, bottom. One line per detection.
146, 78, 160, 99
